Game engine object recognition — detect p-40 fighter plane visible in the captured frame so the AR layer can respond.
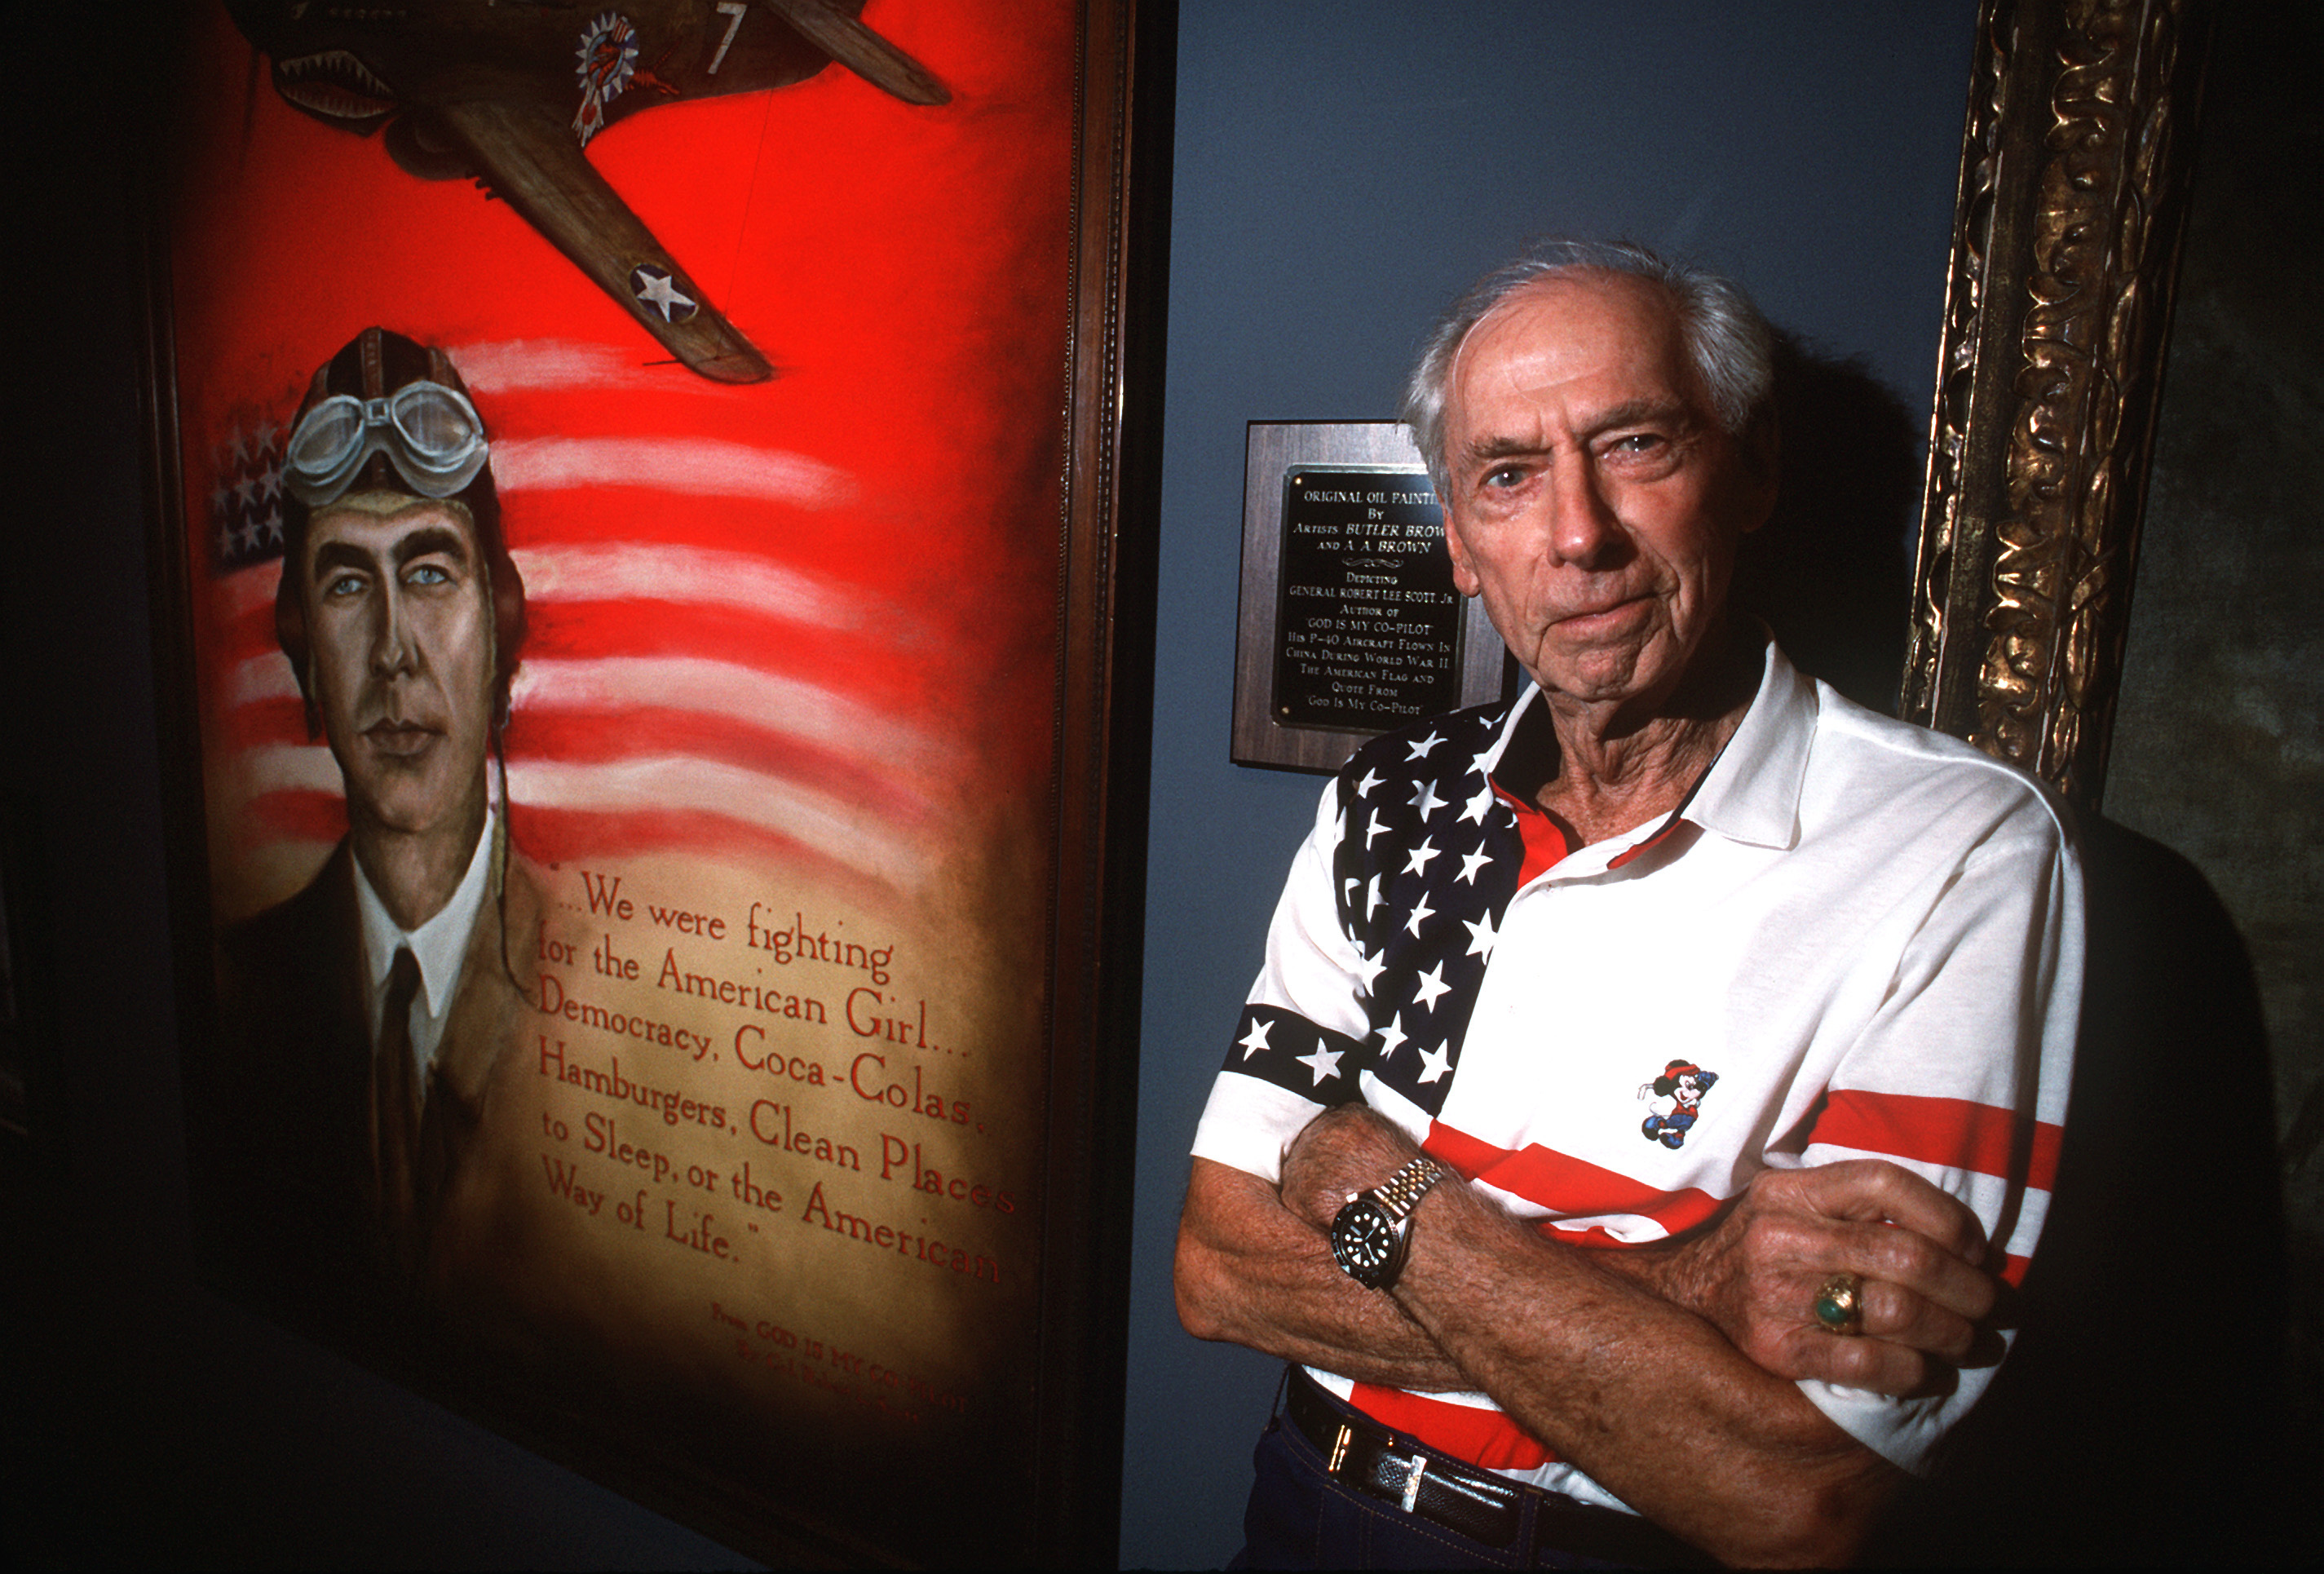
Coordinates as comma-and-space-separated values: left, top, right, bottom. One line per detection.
227, 1, 951, 382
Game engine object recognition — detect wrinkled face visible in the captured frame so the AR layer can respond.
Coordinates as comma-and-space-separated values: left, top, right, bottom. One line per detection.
1438, 272, 1774, 718
300, 494, 493, 838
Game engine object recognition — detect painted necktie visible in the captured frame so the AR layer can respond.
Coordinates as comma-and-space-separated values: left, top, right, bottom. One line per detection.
372, 946, 424, 1276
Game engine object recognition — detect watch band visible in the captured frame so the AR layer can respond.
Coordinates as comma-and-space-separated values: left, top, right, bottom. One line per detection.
1367, 1155, 1446, 1222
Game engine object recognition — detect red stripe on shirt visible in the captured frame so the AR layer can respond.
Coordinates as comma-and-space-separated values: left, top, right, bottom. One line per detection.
1346, 1382, 1560, 1470
1424, 1124, 1725, 1237
1814, 1089, 2061, 1192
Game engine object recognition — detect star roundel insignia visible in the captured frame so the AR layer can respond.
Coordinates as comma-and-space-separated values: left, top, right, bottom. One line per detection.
629, 263, 700, 322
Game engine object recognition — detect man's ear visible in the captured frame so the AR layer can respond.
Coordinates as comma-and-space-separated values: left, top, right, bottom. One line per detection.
1442, 506, 1484, 598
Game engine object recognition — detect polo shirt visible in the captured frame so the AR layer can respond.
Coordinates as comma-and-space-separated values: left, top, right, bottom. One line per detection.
1191, 639, 2081, 1510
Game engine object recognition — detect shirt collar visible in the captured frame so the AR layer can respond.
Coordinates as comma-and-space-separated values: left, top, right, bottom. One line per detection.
1683, 635, 1814, 851
1474, 632, 1814, 856
354, 807, 497, 1024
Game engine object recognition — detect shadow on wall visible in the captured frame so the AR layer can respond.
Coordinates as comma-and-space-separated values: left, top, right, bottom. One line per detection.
1870, 814, 2304, 1565
1729, 338, 1920, 716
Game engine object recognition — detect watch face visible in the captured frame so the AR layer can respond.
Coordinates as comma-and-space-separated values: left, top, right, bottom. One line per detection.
1331, 1197, 1401, 1289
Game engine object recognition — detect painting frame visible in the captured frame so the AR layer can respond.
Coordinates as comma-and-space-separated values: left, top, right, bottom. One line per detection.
1901, 0, 2211, 808
133, 2, 1169, 1565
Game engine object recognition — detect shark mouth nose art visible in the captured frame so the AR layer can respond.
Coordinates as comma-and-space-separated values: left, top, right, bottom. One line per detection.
273, 50, 398, 126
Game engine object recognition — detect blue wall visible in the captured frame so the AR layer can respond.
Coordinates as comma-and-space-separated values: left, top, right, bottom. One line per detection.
1122, 4, 1974, 1565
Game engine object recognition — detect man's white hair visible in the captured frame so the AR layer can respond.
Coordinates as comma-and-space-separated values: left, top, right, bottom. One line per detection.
1401, 239, 1775, 497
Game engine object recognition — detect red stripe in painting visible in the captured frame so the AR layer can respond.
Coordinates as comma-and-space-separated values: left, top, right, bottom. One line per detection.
1814, 1089, 2061, 1192
1424, 1124, 1725, 1236
1348, 1383, 1558, 1470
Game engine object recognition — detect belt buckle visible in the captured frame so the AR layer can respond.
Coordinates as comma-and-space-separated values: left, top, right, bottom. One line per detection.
1328, 1421, 1352, 1476
1399, 1453, 1429, 1514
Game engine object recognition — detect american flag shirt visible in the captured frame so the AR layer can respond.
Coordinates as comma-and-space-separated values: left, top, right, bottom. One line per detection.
1191, 639, 2082, 1511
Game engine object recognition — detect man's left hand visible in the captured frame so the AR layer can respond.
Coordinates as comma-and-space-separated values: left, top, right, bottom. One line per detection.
1600, 1159, 2006, 1395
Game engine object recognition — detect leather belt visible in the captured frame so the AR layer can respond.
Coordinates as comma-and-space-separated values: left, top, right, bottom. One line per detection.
1282, 1367, 1708, 1566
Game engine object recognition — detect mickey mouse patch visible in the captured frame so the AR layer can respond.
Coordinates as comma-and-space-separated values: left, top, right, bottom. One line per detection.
1637, 1059, 1718, 1148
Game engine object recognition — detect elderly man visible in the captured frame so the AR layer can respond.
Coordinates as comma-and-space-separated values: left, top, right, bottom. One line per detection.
1177, 244, 2079, 1567
210, 326, 542, 1306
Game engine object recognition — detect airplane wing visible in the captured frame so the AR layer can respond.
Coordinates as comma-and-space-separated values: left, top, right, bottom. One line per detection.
758, 0, 950, 106
435, 95, 775, 384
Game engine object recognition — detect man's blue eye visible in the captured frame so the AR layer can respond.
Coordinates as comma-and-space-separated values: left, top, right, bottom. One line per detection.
407, 563, 452, 586
325, 573, 366, 598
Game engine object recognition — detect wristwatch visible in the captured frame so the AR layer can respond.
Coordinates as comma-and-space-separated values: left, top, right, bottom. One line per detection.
1328, 1156, 1447, 1291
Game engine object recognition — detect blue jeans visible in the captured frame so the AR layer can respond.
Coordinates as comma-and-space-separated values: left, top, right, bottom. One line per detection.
1229, 1382, 1689, 1569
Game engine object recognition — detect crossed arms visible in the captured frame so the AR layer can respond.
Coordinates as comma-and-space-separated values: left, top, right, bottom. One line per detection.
1176, 1116, 2004, 1567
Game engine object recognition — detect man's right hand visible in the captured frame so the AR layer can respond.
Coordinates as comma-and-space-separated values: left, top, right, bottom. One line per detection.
1598, 1158, 2005, 1395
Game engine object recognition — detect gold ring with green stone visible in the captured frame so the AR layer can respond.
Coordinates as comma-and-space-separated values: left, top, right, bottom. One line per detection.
1814, 1271, 1866, 1334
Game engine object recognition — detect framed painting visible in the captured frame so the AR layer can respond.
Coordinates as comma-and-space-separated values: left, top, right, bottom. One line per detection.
139, 2, 1164, 1564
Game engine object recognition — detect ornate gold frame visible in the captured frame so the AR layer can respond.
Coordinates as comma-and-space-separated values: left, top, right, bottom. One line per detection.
1901, 0, 2213, 810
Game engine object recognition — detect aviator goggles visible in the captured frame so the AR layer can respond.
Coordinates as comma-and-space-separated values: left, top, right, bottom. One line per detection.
283, 380, 490, 506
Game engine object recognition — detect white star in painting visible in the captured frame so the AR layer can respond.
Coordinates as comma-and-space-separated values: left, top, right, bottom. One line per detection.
261, 513, 283, 544
251, 422, 277, 454
1412, 962, 1451, 1010
1354, 948, 1386, 996
1366, 811, 1389, 848
1464, 912, 1499, 959
634, 267, 696, 321
1236, 1019, 1274, 1059
1407, 730, 1446, 761
1354, 767, 1382, 798
210, 485, 230, 516
1403, 838, 1441, 876
215, 523, 236, 559
1366, 875, 1385, 919
1418, 1042, 1454, 1083
1376, 1013, 1409, 1058
1411, 778, 1447, 819
258, 461, 282, 502
1457, 847, 1494, 885
1296, 1042, 1345, 1085
1404, 895, 1435, 938
228, 431, 249, 466
1461, 783, 1497, 825
234, 476, 258, 510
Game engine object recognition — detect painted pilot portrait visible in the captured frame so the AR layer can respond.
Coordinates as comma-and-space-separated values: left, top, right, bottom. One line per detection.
207, 327, 546, 1315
